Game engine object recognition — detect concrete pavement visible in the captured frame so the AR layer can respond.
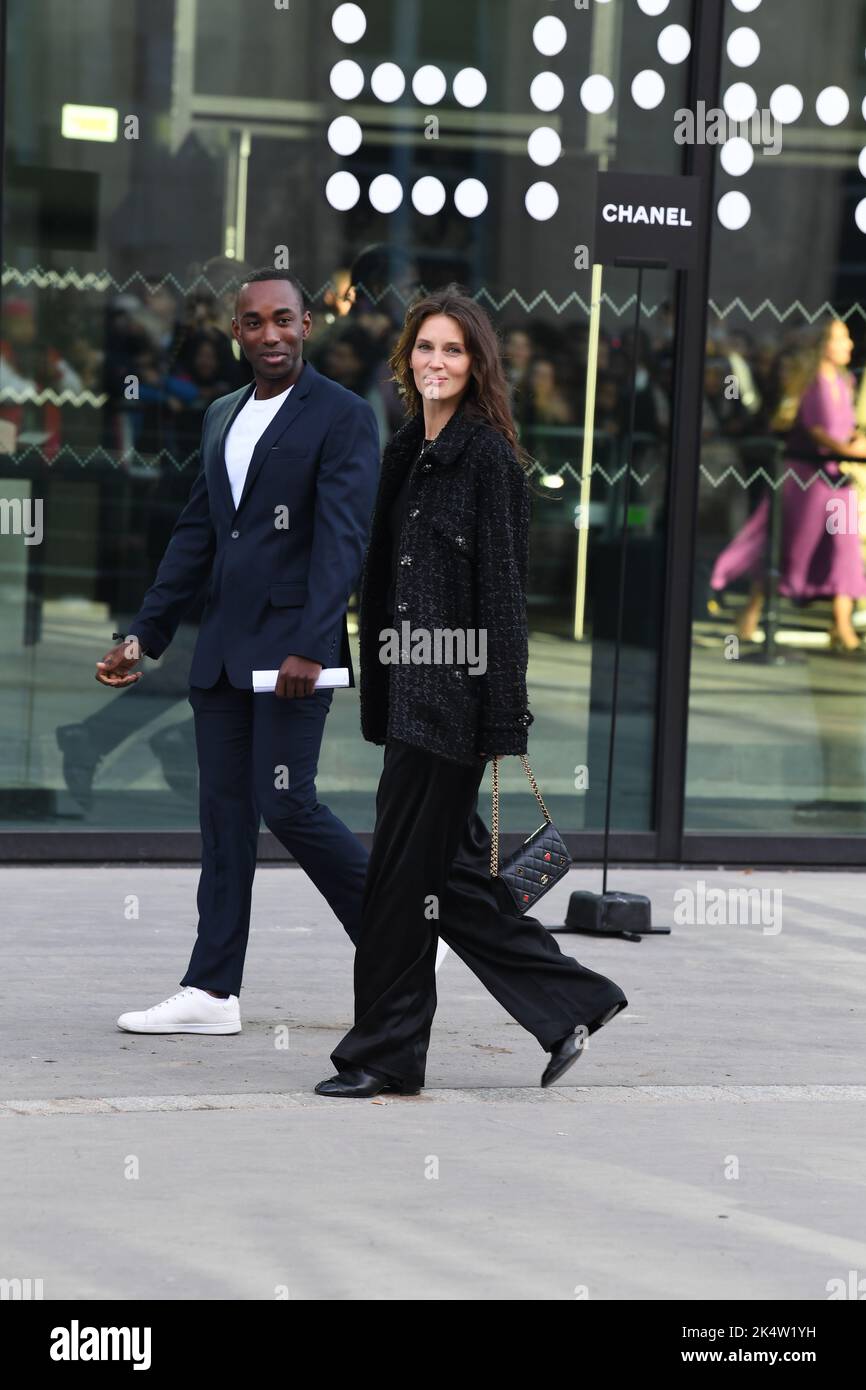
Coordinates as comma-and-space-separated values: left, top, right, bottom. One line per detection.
1, 864, 865, 1300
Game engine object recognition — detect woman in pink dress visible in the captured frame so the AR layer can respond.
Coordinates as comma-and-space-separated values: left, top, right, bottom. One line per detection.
710, 319, 866, 652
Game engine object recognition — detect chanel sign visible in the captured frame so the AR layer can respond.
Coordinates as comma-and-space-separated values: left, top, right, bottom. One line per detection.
593, 172, 702, 270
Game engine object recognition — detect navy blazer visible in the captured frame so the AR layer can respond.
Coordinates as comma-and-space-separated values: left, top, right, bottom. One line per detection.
128, 360, 381, 688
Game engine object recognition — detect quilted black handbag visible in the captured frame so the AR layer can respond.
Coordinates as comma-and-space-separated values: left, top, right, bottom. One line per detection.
490, 755, 572, 913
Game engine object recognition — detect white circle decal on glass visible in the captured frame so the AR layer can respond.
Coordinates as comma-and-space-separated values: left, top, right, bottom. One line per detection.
330, 60, 364, 100
453, 68, 487, 107
454, 179, 488, 218
412, 66, 447, 104
331, 3, 366, 44
855, 197, 866, 234
528, 126, 562, 166
723, 82, 757, 122
717, 191, 751, 229
769, 84, 803, 124
325, 171, 360, 211
525, 182, 559, 220
411, 176, 446, 215
369, 174, 403, 214
858, 147, 866, 180
533, 16, 567, 57
371, 63, 405, 103
327, 116, 363, 156
530, 71, 565, 111
731, 0, 762, 11
657, 25, 691, 65
816, 86, 849, 126
637, 0, 669, 14
580, 74, 615, 113
632, 70, 665, 110
720, 136, 754, 176
727, 26, 760, 67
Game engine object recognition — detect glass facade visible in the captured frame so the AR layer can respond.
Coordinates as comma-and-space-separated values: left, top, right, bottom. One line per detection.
686, 0, 866, 839
0, 0, 862, 860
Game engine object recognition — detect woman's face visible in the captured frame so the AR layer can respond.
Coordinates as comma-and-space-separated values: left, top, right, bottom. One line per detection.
325, 339, 363, 384
411, 314, 472, 404
825, 320, 853, 368
194, 341, 219, 377
531, 359, 555, 392
506, 330, 532, 370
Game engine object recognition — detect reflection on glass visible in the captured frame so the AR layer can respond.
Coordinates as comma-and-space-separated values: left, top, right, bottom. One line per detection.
687, 0, 866, 835
1, 0, 690, 835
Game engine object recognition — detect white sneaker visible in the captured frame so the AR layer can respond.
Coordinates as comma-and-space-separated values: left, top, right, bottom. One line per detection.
117, 987, 241, 1035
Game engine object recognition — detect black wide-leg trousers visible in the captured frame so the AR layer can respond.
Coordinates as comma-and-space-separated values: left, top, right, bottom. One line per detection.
331, 740, 628, 1087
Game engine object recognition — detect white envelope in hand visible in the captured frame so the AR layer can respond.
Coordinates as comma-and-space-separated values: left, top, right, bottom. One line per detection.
252, 667, 350, 693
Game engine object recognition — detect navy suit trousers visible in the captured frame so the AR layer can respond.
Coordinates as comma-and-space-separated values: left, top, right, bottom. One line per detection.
180, 666, 369, 995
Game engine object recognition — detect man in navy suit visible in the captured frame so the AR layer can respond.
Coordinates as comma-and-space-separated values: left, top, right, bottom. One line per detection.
96, 269, 380, 1035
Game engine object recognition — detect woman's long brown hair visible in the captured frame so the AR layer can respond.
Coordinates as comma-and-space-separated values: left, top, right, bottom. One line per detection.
389, 285, 531, 470
770, 317, 848, 433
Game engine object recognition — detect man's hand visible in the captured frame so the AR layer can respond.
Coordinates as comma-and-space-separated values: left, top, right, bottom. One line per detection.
275, 654, 322, 698
96, 636, 144, 688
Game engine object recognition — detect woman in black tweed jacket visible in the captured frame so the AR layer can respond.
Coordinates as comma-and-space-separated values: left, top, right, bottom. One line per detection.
316, 288, 627, 1098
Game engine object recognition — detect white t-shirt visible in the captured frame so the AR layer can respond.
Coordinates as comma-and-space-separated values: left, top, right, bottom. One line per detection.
224, 383, 294, 509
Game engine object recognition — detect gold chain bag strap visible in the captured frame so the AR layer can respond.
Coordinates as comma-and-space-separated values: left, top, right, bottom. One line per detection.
490, 755, 572, 913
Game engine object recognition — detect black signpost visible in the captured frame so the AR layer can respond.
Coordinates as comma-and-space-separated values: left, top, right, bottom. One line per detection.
557, 172, 700, 940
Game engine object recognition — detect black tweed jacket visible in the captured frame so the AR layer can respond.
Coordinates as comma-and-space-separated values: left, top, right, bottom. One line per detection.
359, 400, 534, 765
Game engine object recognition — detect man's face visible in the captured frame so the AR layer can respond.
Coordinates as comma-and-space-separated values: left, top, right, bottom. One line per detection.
232, 280, 311, 382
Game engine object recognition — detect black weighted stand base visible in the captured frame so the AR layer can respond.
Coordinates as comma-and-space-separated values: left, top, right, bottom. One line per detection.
551, 889, 670, 941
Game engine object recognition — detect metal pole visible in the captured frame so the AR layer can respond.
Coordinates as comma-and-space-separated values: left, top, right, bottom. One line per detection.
574, 261, 603, 639
601, 265, 643, 894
